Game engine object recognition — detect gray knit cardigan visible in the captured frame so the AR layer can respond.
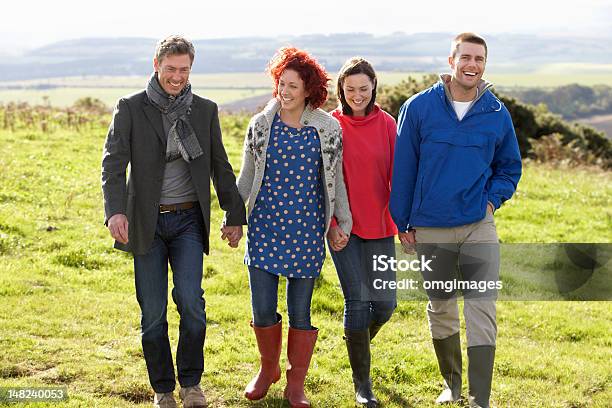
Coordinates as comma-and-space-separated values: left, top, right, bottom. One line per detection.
236, 98, 353, 235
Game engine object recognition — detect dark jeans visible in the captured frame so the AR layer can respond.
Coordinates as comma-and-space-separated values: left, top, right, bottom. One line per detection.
248, 266, 316, 330
330, 234, 397, 331
134, 205, 206, 393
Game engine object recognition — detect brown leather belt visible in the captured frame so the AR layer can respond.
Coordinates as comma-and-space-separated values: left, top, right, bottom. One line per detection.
159, 201, 197, 213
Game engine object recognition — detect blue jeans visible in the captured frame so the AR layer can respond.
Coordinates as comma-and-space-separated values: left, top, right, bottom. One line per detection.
248, 266, 316, 330
330, 234, 397, 331
133, 205, 206, 393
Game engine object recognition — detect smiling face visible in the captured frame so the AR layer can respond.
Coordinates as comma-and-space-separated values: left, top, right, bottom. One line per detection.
342, 73, 374, 116
277, 69, 309, 113
449, 41, 487, 95
153, 53, 192, 96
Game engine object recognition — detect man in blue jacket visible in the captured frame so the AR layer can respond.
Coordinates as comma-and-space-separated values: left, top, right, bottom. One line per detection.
390, 33, 521, 408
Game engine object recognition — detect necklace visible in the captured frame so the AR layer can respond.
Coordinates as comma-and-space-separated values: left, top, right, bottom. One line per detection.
280, 108, 303, 129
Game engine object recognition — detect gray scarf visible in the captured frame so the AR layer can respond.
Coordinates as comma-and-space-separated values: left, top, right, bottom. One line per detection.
145, 73, 203, 162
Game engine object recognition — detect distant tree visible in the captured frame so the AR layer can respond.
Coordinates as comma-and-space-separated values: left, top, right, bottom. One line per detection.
504, 84, 612, 120
377, 74, 438, 119
501, 95, 611, 167
72, 97, 109, 114
496, 95, 540, 157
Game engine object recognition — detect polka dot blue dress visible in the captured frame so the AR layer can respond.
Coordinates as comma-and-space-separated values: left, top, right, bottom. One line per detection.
245, 113, 326, 278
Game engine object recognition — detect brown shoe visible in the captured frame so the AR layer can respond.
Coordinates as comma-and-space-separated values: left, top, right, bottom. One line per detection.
283, 326, 318, 408
179, 384, 207, 408
244, 315, 282, 400
153, 392, 177, 408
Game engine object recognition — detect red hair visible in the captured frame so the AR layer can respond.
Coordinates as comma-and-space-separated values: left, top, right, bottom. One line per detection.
267, 47, 329, 109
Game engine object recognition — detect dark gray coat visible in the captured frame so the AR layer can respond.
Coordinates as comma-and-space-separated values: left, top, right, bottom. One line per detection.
101, 90, 246, 255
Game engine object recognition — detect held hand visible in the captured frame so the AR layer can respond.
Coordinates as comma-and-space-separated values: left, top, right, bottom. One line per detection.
227, 226, 243, 248
336, 228, 349, 250
327, 226, 349, 252
398, 230, 416, 255
221, 225, 243, 248
334, 239, 349, 251
487, 201, 495, 215
108, 214, 129, 244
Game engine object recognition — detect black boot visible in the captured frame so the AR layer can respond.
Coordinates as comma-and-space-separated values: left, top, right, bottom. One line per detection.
467, 345, 495, 408
432, 332, 463, 404
345, 329, 378, 407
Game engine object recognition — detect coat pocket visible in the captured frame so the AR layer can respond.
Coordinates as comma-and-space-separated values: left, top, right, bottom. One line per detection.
417, 131, 491, 216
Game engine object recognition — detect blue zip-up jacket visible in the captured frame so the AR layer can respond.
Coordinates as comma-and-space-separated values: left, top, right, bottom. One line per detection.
390, 76, 522, 230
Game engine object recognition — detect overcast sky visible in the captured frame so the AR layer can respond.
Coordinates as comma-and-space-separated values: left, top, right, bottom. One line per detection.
2, 0, 611, 52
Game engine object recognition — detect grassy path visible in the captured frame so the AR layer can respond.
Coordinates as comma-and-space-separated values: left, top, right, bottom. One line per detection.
0, 116, 610, 406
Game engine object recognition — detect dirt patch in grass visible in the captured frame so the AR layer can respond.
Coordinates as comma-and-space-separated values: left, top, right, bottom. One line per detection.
0, 362, 56, 379
103, 382, 152, 404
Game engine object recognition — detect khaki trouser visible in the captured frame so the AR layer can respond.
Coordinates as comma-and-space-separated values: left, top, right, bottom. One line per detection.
415, 212, 499, 347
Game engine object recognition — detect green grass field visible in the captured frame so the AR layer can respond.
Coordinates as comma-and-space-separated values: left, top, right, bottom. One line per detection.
3, 64, 612, 108
0, 114, 610, 407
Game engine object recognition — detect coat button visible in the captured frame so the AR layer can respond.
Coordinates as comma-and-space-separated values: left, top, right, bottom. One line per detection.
328, 183, 332, 187
304, 120, 309, 125
319, 129, 325, 133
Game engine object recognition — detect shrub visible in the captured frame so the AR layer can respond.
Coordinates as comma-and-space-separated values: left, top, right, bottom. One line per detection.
530, 133, 604, 167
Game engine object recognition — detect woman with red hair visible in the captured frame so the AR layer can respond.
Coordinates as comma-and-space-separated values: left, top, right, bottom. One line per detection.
237, 47, 352, 407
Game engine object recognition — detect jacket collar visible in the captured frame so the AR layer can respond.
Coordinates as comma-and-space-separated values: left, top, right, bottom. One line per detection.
438, 73, 493, 106
437, 74, 502, 115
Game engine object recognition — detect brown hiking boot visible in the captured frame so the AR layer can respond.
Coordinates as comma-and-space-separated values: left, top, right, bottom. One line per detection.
179, 384, 207, 408
153, 392, 177, 408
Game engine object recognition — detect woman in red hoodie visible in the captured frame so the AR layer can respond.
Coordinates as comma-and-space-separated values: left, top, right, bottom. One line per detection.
328, 57, 398, 407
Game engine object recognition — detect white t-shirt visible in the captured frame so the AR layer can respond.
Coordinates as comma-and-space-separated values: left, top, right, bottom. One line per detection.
453, 100, 472, 121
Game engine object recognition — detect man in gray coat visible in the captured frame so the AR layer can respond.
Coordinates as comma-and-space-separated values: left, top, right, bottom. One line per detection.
101, 35, 246, 408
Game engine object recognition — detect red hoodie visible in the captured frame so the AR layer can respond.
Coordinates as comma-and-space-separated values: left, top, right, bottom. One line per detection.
331, 105, 398, 239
